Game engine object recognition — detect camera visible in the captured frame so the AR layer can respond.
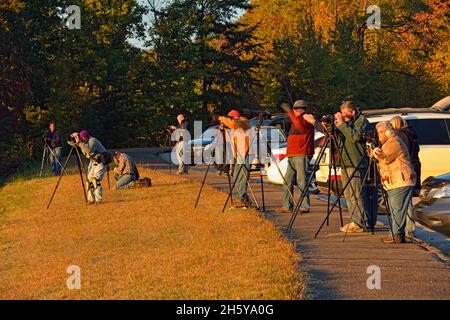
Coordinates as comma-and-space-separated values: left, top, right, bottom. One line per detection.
42, 134, 50, 146
320, 115, 334, 125
358, 131, 380, 149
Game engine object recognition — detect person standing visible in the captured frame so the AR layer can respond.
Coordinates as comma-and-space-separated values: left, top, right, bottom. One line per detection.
276, 100, 315, 214
374, 122, 416, 244
71, 130, 108, 204
218, 110, 251, 208
45, 121, 62, 176
390, 116, 421, 239
170, 114, 190, 175
334, 101, 371, 233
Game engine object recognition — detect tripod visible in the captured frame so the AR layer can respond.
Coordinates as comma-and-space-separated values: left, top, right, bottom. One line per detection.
194, 124, 234, 208
39, 144, 64, 177
287, 126, 344, 230
220, 126, 265, 212
46, 144, 93, 210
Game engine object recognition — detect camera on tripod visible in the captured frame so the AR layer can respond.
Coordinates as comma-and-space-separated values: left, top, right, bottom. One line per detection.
42, 134, 51, 146
358, 131, 380, 150
67, 134, 79, 147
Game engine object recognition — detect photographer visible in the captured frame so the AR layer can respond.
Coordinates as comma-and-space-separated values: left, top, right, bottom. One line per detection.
44, 121, 62, 176
71, 130, 108, 204
113, 151, 139, 189
334, 101, 370, 233
276, 100, 315, 214
169, 114, 190, 175
390, 116, 421, 239
373, 122, 416, 244
218, 110, 251, 209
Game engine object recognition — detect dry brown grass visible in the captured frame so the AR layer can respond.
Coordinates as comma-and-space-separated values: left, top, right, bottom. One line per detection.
0, 167, 304, 299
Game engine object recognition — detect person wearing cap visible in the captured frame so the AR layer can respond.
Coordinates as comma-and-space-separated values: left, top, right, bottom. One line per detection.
169, 114, 190, 175
113, 151, 140, 189
277, 100, 315, 214
218, 110, 251, 209
71, 130, 108, 204
334, 101, 371, 233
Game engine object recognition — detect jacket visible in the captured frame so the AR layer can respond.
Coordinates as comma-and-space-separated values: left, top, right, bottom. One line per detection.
375, 135, 416, 191
218, 116, 251, 162
79, 137, 107, 162
335, 113, 369, 168
116, 153, 139, 178
395, 126, 421, 190
286, 110, 315, 157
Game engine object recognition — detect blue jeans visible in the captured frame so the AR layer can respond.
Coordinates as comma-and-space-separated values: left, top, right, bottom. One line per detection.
387, 186, 414, 237
341, 167, 367, 228
114, 173, 136, 189
49, 147, 62, 175
282, 156, 310, 210
234, 162, 249, 201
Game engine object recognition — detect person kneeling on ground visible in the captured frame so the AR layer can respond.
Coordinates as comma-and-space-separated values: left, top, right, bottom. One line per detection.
113, 151, 139, 189
373, 121, 416, 244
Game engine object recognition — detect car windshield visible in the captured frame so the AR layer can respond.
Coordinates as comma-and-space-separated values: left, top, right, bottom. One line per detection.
367, 118, 450, 145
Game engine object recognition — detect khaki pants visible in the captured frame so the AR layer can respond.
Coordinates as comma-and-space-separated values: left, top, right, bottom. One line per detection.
87, 161, 106, 202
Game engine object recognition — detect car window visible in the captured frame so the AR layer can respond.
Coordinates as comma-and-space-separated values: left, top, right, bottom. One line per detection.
406, 119, 450, 145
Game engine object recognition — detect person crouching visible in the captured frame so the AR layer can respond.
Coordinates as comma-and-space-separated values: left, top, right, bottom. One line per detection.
113, 151, 139, 189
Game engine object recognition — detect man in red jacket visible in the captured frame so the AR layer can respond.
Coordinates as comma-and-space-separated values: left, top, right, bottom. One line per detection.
277, 100, 315, 213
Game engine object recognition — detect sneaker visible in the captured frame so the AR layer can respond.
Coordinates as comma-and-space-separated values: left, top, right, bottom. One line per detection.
299, 207, 310, 213
340, 222, 365, 233
382, 235, 405, 244
230, 199, 248, 209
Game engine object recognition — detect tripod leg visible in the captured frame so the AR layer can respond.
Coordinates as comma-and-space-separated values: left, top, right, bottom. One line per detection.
74, 148, 88, 203
194, 161, 212, 208
222, 163, 243, 212
380, 186, 397, 244
46, 147, 74, 209
107, 165, 111, 190
40, 147, 47, 177
289, 135, 330, 229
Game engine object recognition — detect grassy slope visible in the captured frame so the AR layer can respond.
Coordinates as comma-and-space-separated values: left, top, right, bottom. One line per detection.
0, 167, 304, 299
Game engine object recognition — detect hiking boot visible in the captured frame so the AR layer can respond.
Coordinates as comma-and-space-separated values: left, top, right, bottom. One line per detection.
382, 235, 405, 244
275, 207, 292, 214
340, 222, 365, 233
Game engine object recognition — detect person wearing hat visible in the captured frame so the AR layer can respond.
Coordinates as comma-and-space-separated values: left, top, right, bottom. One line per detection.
334, 100, 371, 233
169, 114, 190, 175
70, 130, 108, 204
277, 100, 315, 214
113, 151, 140, 189
218, 110, 251, 209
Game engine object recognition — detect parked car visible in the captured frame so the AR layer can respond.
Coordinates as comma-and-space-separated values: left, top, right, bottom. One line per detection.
413, 172, 450, 237
188, 125, 287, 166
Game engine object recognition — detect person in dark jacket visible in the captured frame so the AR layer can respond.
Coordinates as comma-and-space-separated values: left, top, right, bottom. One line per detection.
334, 101, 371, 233
277, 100, 315, 214
45, 121, 62, 175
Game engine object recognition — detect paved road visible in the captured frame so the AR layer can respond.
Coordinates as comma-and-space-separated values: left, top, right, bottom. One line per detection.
127, 148, 450, 300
